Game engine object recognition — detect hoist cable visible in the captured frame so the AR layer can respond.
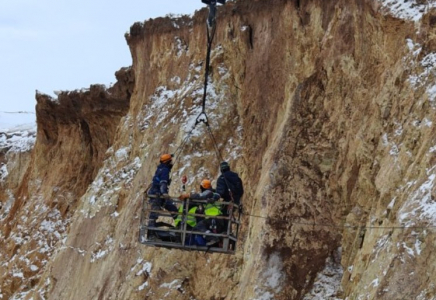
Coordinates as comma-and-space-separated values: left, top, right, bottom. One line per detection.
172, 4, 218, 162
201, 24, 216, 113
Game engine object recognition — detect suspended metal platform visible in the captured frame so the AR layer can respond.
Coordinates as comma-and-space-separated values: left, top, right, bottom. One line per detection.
138, 195, 241, 254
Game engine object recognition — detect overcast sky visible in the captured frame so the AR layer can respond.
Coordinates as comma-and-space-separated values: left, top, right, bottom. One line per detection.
0, 1, 206, 113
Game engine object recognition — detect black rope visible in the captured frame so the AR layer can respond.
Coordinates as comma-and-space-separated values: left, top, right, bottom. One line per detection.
169, 1, 226, 186
172, 2, 218, 162
201, 8, 217, 113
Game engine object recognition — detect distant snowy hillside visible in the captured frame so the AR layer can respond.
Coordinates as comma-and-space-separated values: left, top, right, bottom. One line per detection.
0, 111, 36, 132
0, 111, 36, 153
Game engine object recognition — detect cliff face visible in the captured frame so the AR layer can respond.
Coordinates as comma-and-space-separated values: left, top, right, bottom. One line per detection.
2, 0, 436, 299
0, 68, 133, 299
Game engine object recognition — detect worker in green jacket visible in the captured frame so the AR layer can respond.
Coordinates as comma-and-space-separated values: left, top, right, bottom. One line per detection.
188, 179, 223, 246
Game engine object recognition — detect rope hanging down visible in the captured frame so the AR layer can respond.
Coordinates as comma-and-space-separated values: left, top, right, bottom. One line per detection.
200, 17, 217, 116
201, 2, 227, 112
173, 1, 224, 164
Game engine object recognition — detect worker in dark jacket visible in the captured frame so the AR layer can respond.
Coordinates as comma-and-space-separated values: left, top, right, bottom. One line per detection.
216, 161, 244, 205
189, 179, 221, 202
147, 154, 178, 228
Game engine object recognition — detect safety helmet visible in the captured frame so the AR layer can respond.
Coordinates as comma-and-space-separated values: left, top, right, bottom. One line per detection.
220, 161, 230, 172
160, 153, 173, 164
200, 179, 212, 189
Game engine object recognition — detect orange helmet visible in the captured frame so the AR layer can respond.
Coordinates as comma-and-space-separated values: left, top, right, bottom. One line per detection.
160, 153, 172, 164
200, 179, 212, 189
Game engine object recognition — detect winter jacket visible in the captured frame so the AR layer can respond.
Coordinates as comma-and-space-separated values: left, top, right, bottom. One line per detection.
190, 189, 222, 216
148, 163, 172, 195
216, 170, 244, 204
190, 189, 220, 202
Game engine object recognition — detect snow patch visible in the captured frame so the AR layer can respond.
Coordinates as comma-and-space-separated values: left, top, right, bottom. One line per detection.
0, 164, 8, 182
0, 112, 36, 154
0, 130, 36, 153
90, 249, 107, 262
30, 265, 39, 272
370, 278, 379, 288
254, 253, 284, 299
371, 234, 393, 262
115, 147, 130, 161
138, 281, 149, 291
379, 0, 436, 22
160, 279, 181, 289
83, 150, 142, 217
404, 38, 436, 108
135, 260, 152, 277
174, 37, 187, 57
303, 248, 343, 300
399, 173, 436, 226
382, 133, 400, 158
13, 272, 24, 278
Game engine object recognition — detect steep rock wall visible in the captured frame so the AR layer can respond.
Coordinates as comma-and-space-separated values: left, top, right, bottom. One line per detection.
0, 68, 133, 299
2, 0, 436, 299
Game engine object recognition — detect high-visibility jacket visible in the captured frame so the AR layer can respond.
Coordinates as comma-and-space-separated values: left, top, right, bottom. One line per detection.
174, 205, 198, 227
204, 203, 222, 217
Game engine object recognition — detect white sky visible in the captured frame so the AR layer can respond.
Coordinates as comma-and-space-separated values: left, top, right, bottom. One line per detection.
0, 0, 205, 112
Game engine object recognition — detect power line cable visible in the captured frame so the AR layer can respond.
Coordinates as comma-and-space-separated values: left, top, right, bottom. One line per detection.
241, 211, 436, 231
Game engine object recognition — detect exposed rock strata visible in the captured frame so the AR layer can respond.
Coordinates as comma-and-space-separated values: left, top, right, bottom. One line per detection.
0, 67, 133, 299
2, 1, 436, 299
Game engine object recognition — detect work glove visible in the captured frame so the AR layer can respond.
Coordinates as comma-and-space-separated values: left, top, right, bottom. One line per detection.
179, 193, 189, 200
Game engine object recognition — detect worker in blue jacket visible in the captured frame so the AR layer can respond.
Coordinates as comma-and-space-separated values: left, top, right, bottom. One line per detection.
147, 154, 178, 229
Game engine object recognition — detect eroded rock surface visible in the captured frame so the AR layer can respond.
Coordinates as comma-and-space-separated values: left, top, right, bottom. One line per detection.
2, 1, 436, 299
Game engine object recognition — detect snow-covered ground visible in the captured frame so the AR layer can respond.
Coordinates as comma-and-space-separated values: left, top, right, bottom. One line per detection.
0, 111, 36, 153
0, 111, 36, 183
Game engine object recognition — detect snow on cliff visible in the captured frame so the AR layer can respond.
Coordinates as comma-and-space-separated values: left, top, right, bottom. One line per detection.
0, 111, 36, 153
380, 0, 436, 22
0, 111, 36, 183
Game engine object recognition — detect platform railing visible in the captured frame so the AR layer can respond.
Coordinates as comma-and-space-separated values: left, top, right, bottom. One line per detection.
138, 194, 241, 254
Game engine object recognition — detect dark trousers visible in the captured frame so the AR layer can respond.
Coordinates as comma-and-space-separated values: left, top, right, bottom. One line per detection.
195, 218, 224, 233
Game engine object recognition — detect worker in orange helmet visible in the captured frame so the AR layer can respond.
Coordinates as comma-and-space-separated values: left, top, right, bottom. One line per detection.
180, 179, 222, 246
147, 154, 178, 232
